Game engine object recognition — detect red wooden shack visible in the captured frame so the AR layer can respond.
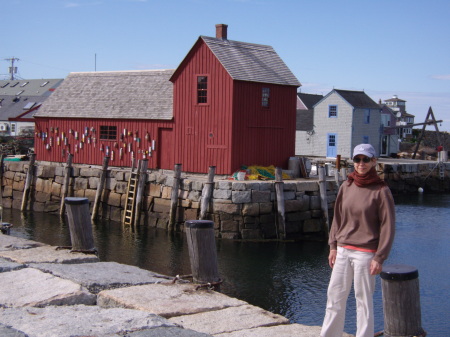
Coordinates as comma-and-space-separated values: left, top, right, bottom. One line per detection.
34, 24, 300, 174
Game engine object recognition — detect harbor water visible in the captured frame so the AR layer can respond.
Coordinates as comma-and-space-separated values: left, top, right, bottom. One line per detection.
4, 193, 449, 336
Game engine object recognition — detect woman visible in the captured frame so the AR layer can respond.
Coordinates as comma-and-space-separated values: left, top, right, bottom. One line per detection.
320, 144, 395, 337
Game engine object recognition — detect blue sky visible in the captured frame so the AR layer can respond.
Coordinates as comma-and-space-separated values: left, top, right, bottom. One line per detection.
2, 0, 450, 132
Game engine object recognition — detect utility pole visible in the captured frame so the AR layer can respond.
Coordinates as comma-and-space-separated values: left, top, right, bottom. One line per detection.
4, 57, 19, 80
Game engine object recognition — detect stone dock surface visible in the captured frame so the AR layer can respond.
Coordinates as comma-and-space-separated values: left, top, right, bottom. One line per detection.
0, 234, 355, 337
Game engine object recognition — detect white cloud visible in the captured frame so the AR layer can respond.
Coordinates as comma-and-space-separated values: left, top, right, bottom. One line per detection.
431, 74, 450, 80
65, 2, 80, 7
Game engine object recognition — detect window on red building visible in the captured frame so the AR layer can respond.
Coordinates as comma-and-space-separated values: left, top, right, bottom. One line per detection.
100, 126, 117, 140
262, 87, 270, 107
197, 76, 208, 104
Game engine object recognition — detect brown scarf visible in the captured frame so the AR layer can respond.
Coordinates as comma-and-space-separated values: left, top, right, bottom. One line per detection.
347, 166, 387, 188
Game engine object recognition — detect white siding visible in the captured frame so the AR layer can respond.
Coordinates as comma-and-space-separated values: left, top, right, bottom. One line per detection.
295, 130, 316, 155
312, 92, 354, 158
351, 107, 381, 156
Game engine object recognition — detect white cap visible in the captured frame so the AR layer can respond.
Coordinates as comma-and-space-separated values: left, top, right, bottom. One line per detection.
353, 144, 376, 158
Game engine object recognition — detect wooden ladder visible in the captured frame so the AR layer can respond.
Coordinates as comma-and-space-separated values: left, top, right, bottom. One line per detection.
122, 163, 138, 226
439, 161, 445, 180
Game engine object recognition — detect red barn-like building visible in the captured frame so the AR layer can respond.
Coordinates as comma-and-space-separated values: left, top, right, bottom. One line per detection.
35, 24, 300, 174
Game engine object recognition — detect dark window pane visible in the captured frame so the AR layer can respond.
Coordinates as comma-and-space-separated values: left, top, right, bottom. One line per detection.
197, 76, 208, 104
100, 125, 117, 140
262, 87, 270, 107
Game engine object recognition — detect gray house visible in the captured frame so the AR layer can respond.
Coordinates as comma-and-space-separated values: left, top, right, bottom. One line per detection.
0, 78, 63, 137
295, 89, 382, 158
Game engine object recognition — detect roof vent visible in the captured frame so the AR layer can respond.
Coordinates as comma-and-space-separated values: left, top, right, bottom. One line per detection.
215, 24, 228, 40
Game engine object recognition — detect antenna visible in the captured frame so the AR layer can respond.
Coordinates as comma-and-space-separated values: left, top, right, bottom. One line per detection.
4, 57, 20, 80
95, 53, 97, 72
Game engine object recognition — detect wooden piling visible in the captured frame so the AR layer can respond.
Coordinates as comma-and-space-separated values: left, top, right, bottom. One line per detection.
60, 154, 73, 216
21, 153, 36, 212
0, 154, 4, 204
318, 165, 330, 236
65, 197, 96, 252
274, 167, 286, 240
334, 155, 342, 187
168, 163, 182, 231
299, 157, 307, 178
335, 155, 341, 171
381, 265, 426, 337
340, 167, 347, 181
199, 166, 216, 220
185, 220, 220, 288
91, 156, 110, 221
133, 159, 148, 228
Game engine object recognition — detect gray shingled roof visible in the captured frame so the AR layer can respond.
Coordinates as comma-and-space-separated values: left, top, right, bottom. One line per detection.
35, 70, 174, 120
334, 89, 380, 109
0, 95, 44, 120
296, 109, 314, 131
201, 36, 301, 87
0, 79, 63, 97
297, 93, 323, 110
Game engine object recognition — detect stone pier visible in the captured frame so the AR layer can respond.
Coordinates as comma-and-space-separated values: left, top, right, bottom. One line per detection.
2, 160, 335, 240
0, 233, 354, 336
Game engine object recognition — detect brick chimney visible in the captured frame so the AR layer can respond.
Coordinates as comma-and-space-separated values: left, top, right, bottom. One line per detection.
215, 24, 228, 40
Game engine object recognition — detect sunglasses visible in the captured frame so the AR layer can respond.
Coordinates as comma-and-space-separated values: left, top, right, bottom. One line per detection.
353, 156, 371, 163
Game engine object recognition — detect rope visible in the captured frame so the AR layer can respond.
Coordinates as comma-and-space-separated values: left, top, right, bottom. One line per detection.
171, 274, 193, 284
195, 279, 223, 291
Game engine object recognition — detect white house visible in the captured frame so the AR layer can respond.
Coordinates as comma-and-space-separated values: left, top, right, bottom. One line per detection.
296, 89, 382, 158
383, 95, 414, 140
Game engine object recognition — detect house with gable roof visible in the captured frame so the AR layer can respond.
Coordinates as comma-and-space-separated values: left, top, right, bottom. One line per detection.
34, 24, 300, 174
0, 78, 63, 137
295, 89, 382, 158
295, 92, 323, 155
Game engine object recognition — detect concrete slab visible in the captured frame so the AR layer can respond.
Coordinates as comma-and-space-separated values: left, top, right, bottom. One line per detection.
0, 234, 46, 251
169, 304, 289, 335
125, 326, 212, 337
0, 323, 27, 337
0, 257, 24, 273
214, 323, 354, 337
0, 305, 177, 337
0, 245, 99, 264
0, 268, 96, 307
98, 283, 247, 318
30, 261, 172, 293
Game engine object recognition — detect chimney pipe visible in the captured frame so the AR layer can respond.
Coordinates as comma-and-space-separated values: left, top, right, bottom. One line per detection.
215, 24, 228, 40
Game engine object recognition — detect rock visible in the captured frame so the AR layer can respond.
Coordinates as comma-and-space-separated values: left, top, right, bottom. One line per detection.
30, 261, 171, 294
0, 268, 96, 307
98, 283, 247, 318
0, 246, 99, 264
0, 305, 177, 337
169, 304, 289, 335
213, 323, 354, 337
0, 235, 47, 252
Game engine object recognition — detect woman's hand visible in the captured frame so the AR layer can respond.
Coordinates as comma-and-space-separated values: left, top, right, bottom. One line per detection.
370, 260, 382, 275
328, 250, 337, 268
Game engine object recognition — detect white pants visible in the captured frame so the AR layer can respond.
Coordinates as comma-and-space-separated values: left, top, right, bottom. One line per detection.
320, 247, 376, 337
